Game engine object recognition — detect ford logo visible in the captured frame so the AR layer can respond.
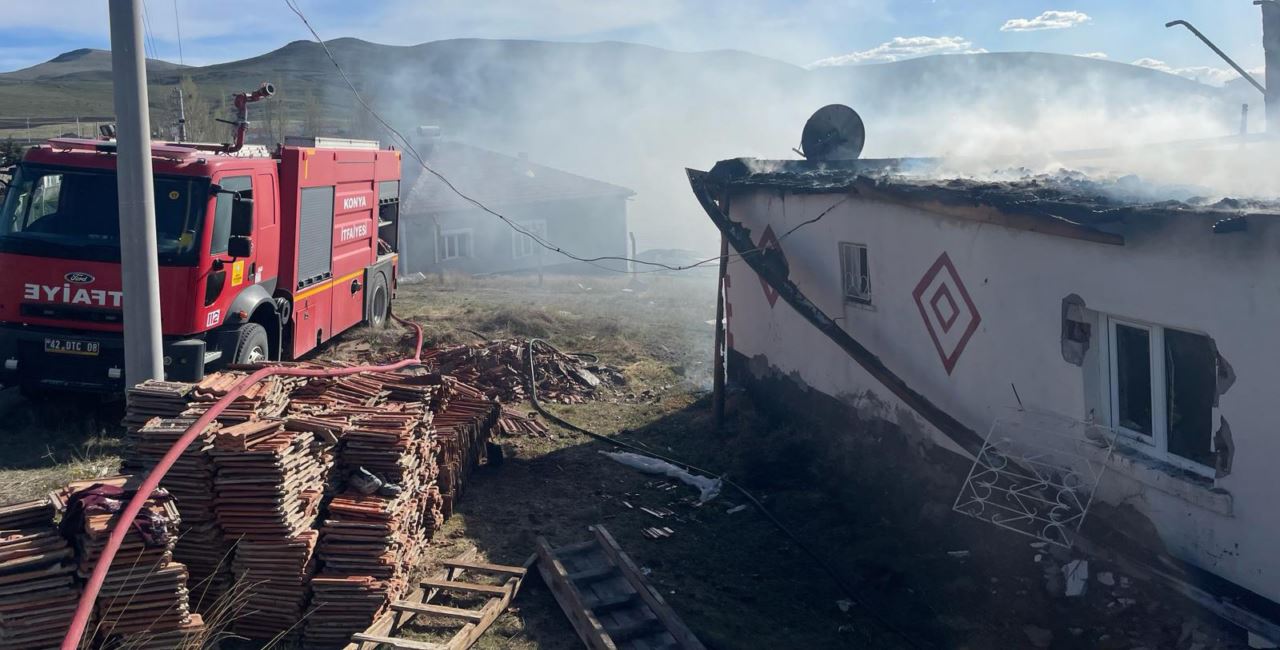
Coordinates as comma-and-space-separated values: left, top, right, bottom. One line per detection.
65, 272, 95, 284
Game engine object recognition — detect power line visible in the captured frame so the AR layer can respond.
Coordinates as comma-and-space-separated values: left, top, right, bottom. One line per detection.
172, 0, 185, 66
140, 0, 159, 62
281, 0, 832, 275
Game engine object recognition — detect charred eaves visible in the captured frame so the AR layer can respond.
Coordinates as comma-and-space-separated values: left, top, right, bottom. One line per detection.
708, 158, 1280, 242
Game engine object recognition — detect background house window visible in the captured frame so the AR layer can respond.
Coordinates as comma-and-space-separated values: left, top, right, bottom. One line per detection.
1107, 317, 1215, 474
440, 229, 473, 260
839, 242, 871, 303
512, 219, 547, 259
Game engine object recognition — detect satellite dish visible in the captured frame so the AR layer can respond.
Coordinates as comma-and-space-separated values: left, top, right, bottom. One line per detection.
799, 104, 865, 161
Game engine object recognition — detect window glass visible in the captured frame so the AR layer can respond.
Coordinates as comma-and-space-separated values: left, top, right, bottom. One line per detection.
1165, 328, 1215, 464
1115, 323, 1153, 436
210, 176, 252, 255
0, 164, 209, 265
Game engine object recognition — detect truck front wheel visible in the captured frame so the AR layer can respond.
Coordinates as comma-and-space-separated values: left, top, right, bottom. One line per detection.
231, 323, 270, 365
368, 273, 390, 329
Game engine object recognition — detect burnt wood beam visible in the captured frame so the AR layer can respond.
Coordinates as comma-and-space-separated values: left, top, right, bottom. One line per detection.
687, 168, 986, 456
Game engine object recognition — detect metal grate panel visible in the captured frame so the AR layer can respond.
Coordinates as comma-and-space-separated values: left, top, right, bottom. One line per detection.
297, 186, 334, 285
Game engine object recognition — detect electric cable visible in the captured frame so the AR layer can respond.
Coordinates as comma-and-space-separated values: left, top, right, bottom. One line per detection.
172, 0, 185, 66
522, 338, 931, 649
281, 0, 840, 276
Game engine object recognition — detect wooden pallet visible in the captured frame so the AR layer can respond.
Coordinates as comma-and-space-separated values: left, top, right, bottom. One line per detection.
536, 525, 706, 650
346, 550, 530, 650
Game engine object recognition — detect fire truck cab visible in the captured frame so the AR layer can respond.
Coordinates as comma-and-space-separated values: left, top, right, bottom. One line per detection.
0, 135, 402, 392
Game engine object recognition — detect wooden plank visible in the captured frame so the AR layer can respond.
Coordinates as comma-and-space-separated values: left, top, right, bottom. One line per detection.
536, 536, 617, 650
590, 592, 640, 615
551, 540, 598, 557
390, 601, 486, 623
350, 633, 444, 650
591, 526, 707, 650
346, 549, 478, 650
569, 565, 620, 584
441, 559, 527, 577
418, 578, 508, 596
442, 579, 517, 650
607, 617, 666, 643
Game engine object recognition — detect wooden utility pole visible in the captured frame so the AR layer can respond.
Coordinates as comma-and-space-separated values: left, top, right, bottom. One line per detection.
712, 235, 728, 427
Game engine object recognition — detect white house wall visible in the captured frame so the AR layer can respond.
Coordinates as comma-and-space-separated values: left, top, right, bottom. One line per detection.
723, 187, 1280, 604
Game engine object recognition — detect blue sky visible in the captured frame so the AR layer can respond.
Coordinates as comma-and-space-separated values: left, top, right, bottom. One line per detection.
0, 1, 1266, 85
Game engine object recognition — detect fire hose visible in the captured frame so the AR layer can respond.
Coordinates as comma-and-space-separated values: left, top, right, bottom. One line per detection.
60, 315, 425, 650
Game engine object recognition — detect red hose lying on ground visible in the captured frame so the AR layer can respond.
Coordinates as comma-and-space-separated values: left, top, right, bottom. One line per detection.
60, 315, 425, 650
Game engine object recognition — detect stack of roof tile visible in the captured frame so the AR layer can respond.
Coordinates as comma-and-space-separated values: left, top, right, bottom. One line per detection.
432, 380, 500, 518
426, 338, 616, 404
0, 499, 77, 650
122, 415, 231, 608
122, 380, 195, 430
187, 373, 291, 424
211, 420, 333, 640
55, 477, 205, 648
304, 375, 498, 647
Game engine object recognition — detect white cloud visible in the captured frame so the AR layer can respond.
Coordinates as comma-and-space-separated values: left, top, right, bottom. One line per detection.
1001, 10, 1091, 32
1131, 57, 1261, 87
807, 36, 986, 67
1078, 52, 1108, 60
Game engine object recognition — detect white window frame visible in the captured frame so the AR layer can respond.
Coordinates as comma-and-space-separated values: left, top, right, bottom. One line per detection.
511, 219, 547, 259
839, 242, 871, 304
1103, 316, 1215, 478
440, 228, 473, 261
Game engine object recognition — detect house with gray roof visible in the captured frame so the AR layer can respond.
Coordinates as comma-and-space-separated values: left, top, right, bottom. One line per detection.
400, 141, 634, 275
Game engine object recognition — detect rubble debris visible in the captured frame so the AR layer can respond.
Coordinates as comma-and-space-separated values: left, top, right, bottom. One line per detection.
0, 499, 78, 650
499, 405, 550, 436
426, 339, 621, 405
1063, 559, 1089, 597
602, 451, 722, 504
537, 525, 706, 649
1023, 624, 1054, 648
642, 527, 675, 540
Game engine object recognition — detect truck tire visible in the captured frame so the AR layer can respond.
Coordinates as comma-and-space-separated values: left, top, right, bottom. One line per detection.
231, 323, 270, 365
368, 273, 390, 329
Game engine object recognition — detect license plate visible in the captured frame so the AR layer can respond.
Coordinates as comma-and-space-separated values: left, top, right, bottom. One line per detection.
43, 337, 100, 356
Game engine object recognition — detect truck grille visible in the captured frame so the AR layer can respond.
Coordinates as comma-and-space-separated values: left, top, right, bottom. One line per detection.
20, 303, 124, 324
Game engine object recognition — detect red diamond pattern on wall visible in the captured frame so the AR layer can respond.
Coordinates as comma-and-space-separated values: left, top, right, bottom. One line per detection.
912, 252, 981, 375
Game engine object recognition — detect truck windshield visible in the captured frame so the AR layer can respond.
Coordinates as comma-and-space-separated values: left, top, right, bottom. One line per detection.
0, 164, 210, 265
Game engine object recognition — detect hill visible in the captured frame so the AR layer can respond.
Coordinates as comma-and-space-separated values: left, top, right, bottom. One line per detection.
0, 48, 187, 81
0, 40, 1248, 248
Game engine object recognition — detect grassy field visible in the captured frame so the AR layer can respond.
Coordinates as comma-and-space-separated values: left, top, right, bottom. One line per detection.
0, 273, 1252, 649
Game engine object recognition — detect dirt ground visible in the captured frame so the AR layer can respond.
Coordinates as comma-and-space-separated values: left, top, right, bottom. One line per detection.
0, 273, 1258, 649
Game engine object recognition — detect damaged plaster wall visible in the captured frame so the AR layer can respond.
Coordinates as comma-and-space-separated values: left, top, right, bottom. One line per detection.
721, 185, 1280, 605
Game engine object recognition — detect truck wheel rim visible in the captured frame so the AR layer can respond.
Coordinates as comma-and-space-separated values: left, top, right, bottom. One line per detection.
247, 345, 266, 363
373, 288, 387, 324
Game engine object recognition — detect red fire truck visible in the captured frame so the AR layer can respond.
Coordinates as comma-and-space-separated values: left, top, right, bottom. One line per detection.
0, 85, 402, 392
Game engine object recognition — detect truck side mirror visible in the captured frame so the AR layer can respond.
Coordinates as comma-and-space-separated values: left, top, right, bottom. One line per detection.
227, 236, 253, 259
230, 195, 254, 237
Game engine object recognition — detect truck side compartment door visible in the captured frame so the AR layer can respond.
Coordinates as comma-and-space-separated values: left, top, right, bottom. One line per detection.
291, 185, 334, 358
331, 183, 376, 335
